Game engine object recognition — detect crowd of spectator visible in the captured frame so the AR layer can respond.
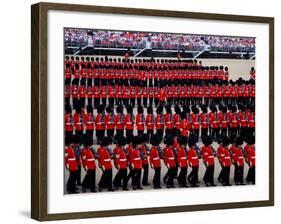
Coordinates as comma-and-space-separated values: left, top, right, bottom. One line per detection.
65, 28, 255, 52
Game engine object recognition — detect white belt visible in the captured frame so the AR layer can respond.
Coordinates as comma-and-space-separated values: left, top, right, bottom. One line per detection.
191, 157, 198, 159
96, 122, 103, 124
68, 158, 76, 161
66, 123, 71, 125
147, 123, 153, 125
87, 158, 95, 161
224, 156, 230, 159
251, 156, 255, 159
180, 157, 187, 159
86, 122, 93, 124
103, 159, 111, 162
127, 122, 133, 124
137, 123, 144, 124
232, 121, 237, 123
238, 156, 244, 159
134, 158, 141, 160
153, 157, 160, 160
168, 157, 175, 160
76, 123, 82, 125
119, 159, 127, 161
208, 156, 214, 158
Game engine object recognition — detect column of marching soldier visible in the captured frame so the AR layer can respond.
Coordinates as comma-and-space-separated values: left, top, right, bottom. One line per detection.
65, 132, 255, 194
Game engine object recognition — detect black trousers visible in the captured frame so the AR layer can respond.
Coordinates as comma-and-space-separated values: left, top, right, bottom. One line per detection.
107, 129, 114, 139
116, 129, 124, 136
221, 127, 227, 137
188, 166, 199, 186
76, 165, 81, 185
126, 129, 133, 140
147, 129, 154, 142
166, 167, 177, 187
96, 130, 105, 144
131, 168, 142, 189
218, 166, 230, 185
99, 169, 113, 190
113, 168, 128, 189
246, 166, 255, 184
142, 164, 149, 185
82, 169, 96, 191
234, 165, 244, 184
178, 167, 188, 186
94, 98, 100, 108
203, 165, 214, 185
201, 128, 208, 138
230, 127, 238, 138
143, 97, 148, 107
156, 129, 164, 142
86, 129, 94, 138
153, 167, 161, 187
138, 130, 144, 136
67, 170, 78, 193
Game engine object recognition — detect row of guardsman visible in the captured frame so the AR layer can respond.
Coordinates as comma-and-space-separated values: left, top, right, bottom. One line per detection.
65, 103, 255, 144
65, 133, 255, 194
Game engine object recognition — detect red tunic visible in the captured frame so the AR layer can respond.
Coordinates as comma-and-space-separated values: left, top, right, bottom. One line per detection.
81, 147, 96, 170
113, 147, 128, 169
105, 113, 115, 130
64, 114, 73, 132
177, 147, 188, 167
95, 114, 105, 130
201, 146, 215, 166
244, 145, 255, 166
155, 114, 164, 130
217, 145, 231, 167
115, 114, 125, 130
136, 114, 145, 131
65, 146, 78, 171
140, 144, 149, 165
129, 148, 142, 169
187, 147, 199, 167
230, 146, 244, 167
163, 146, 176, 168
149, 146, 161, 168
125, 114, 134, 130
145, 114, 155, 130
164, 113, 173, 130
97, 147, 112, 170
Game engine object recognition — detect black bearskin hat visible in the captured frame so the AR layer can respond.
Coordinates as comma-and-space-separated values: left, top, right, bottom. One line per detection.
116, 105, 123, 114
202, 135, 213, 146
87, 105, 93, 114
97, 104, 105, 114
132, 135, 141, 147
156, 105, 163, 114
150, 134, 160, 146
222, 136, 230, 147
178, 135, 187, 146
82, 133, 93, 147
165, 104, 172, 114
188, 135, 197, 147
126, 105, 133, 114
114, 134, 126, 146
65, 104, 72, 114
236, 137, 244, 146
164, 134, 174, 146
101, 136, 111, 147
180, 111, 187, 120
175, 105, 181, 114
106, 106, 112, 113
147, 106, 153, 114
137, 105, 144, 114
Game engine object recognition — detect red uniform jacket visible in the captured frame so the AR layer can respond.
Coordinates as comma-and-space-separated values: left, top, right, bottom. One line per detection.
97, 147, 112, 170
230, 146, 244, 167
244, 145, 255, 166
74, 113, 83, 131
187, 147, 199, 167
149, 146, 161, 168
105, 113, 115, 130
228, 112, 238, 128
95, 113, 105, 130
145, 114, 155, 130
164, 113, 173, 130
217, 145, 231, 167
125, 114, 134, 130
81, 147, 96, 170
191, 113, 200, 129
180, 118, 190, 136
129, 149, 142, 169
199, 113, 209, 129
173, 114, 182, 129
136, 114, 145, 131
84, 113, 94, 130
201, 146, 215, 166
155, 114, 164, 130
140, 144, 149, 165
113, 147, 128, 169
65, 114, 73, 132
177, 147, 188, 167
65, 146, 78, 171
218, 112, 228, 128
209, 112, 219, 129
115, 113, 125, 130
163, 146, 176, 168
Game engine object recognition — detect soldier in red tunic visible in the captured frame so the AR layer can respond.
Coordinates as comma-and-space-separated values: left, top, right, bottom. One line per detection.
84, 105, 94, 138
244, 136, 255, 184
145, 106, 155, 141
136, 106, 145, 136
105, 106, 115, 139
65, 135, 79, 194
81, 134, 97, 192
164, 104, 173, 136
177, 135, 188, 187
64, 104, 73, 138
149, 134, 162, 189
163, 134, 177, 188
199, 105, 209, 138
130, 136, 143, 190
113, 135, 129, 190
125, 105, 134, 140
155, 106, 165, 141
217, 136, 232, 186
173, 105, 182, 134
97, 136, 114, 191
230, 137, 245, 185
201, 136, 216, 186
187, 135, 200, 187
95, 105, 106, 144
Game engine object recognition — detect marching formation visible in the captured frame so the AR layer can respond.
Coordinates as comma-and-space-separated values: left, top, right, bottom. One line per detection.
65, 133, 255, 194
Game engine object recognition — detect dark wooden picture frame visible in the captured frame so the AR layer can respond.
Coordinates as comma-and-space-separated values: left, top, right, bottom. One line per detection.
31, 2, 274, 221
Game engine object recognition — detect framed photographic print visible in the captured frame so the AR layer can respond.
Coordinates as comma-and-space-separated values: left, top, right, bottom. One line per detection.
31, 2, 274, 221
